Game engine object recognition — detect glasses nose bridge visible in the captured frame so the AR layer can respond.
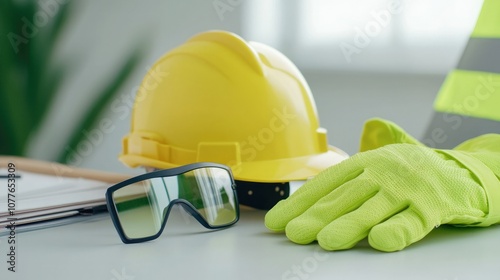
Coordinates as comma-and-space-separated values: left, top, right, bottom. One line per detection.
156, 200, 179, 238
171, 198, 220, 229
161, 199, 200, 226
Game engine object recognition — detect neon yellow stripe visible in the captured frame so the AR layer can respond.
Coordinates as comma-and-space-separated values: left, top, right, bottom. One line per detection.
434, 70, 500, 121
471, 0, 500, 38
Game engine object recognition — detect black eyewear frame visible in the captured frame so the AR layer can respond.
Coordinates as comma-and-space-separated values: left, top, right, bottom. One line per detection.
105, 162, 239, 244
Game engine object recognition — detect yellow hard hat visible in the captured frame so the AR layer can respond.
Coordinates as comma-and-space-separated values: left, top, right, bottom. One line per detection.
120, 30, 348, 183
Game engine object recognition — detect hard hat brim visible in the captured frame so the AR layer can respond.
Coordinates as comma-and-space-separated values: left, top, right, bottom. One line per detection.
120, 146, 348, 183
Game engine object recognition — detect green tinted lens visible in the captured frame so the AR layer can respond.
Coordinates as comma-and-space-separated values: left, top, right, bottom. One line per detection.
111, 167, 236, 239
176, 167, 237, 226
112, 177, 169, 239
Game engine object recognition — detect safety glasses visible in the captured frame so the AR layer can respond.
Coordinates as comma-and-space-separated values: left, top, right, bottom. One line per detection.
105, 163, 239, 244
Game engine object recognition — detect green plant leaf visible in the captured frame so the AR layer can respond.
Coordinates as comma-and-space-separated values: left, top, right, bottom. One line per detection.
0, 0, 37, 155
0, 0, 73, 156
57, 45, 147, 163
34, 0, 74, 124
1, 0, 148, 164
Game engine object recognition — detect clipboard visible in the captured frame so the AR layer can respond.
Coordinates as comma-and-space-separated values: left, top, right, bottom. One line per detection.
0, 156, 130, 232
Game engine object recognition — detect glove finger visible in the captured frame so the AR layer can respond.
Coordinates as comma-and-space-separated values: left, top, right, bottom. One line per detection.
368, 207, 436, 252
284, 177, 378, 244
359, 118, 424, 152
317, 192, 405, 250
265, 157, 366, 231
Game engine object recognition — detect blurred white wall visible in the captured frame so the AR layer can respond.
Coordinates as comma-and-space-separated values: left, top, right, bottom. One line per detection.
26, 0, 483, 174
244, 0, 482, 73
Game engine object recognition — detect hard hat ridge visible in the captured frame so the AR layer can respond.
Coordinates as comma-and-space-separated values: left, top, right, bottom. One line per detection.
186, 30, 265, 76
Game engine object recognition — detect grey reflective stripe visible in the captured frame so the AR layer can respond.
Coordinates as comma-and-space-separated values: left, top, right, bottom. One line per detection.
422, 112, 500, 149
457, 37, 500, 73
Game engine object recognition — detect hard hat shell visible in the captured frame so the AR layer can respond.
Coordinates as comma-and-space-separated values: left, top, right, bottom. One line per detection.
120, 30, 348, 182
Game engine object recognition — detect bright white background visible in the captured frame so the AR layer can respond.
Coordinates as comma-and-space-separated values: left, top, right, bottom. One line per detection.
26, 0, 484, 174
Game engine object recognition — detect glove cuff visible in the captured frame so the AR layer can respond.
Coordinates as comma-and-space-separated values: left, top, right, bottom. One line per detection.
439, 150, 500, 226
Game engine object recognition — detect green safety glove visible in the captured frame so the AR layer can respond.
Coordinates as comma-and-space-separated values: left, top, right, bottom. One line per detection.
358, 117, 424, 151
265, 119, 500, 252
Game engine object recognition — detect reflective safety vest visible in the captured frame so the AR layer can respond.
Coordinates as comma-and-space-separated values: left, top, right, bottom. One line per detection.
434, 0, 500, 122
424, 0, 500, 148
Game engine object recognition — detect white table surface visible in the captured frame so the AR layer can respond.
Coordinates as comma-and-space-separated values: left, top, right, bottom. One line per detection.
1, 205, 500, 280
